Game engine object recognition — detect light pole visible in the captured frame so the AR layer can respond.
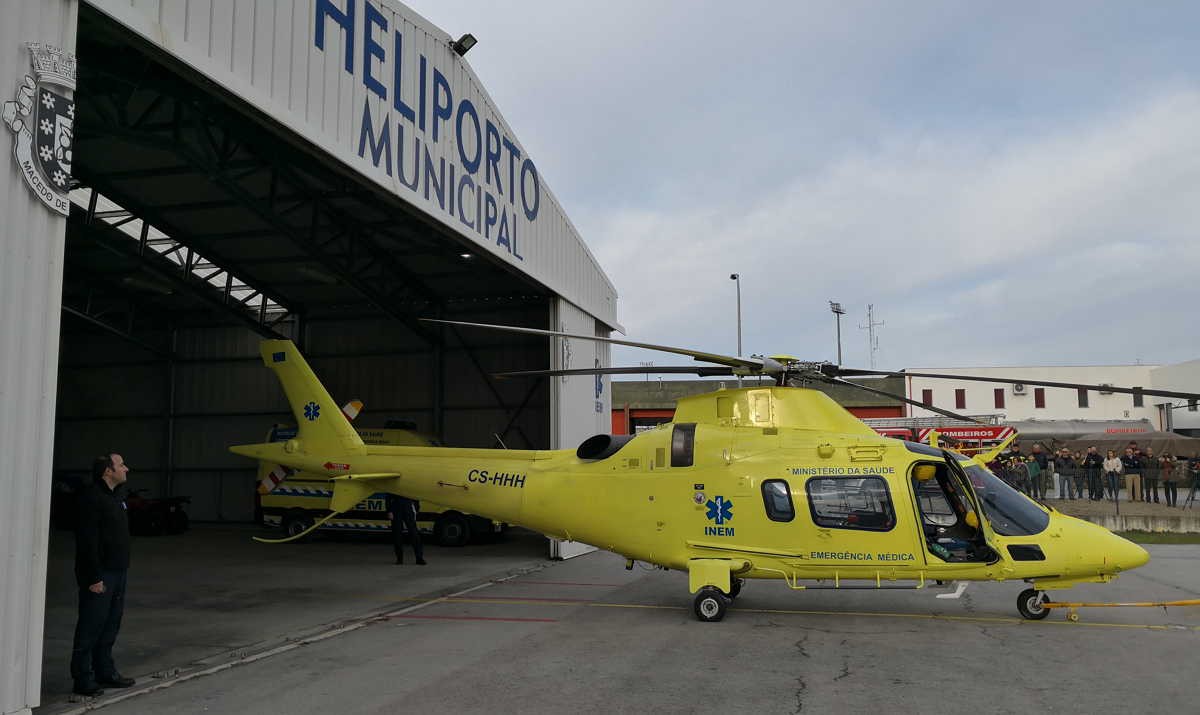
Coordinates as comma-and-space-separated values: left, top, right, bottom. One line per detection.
730, 274, 742, 387
829, 301, 845, 365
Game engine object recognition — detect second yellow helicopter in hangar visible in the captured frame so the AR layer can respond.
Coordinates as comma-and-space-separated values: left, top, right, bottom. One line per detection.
230, 324, 1179, 622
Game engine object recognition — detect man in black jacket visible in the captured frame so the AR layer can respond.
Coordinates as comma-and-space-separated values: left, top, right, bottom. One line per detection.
387, 493, 426, 565
1082, 447, 1105, 501
70, 454, 136, 696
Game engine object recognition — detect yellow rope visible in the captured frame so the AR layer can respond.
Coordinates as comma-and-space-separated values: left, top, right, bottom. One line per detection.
1043, 598, 1200, 609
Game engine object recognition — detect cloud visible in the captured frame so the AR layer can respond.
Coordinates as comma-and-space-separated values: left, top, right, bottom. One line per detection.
591, 85, 1200, 370
402, 0, 1200, 373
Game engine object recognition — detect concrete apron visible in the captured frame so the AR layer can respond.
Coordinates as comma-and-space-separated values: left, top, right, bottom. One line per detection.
38, 525, 554, 714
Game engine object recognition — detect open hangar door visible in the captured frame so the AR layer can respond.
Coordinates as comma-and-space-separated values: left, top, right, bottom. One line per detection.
54, 5, 563, 523
11, 1, 620, 709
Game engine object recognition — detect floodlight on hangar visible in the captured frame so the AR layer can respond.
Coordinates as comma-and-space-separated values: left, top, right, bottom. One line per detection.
451, 33, 478, 56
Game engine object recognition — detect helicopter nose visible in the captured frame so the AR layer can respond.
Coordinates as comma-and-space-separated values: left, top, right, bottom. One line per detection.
1108, 533, 1150, 572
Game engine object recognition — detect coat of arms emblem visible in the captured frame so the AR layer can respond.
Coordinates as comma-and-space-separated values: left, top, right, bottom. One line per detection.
3, 42, 76, 215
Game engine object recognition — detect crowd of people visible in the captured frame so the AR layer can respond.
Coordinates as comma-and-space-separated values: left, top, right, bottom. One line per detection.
991, 441, 1200, 507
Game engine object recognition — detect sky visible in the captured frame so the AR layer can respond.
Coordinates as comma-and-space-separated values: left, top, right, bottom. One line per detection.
404, 0, 1200, 374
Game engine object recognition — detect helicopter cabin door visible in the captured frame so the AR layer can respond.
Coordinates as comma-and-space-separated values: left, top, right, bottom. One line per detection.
908, 454, 1004, 565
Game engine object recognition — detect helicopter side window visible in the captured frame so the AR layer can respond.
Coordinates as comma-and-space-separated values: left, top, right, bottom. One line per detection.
805, 477, 895, 532
761, 480, 794, 522
671, 423, 696, 467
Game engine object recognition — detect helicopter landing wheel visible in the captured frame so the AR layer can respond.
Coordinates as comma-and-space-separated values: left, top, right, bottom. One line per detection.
694, 587, 729, 622
1017, 588, 1051, 620
726, 578, 744, 600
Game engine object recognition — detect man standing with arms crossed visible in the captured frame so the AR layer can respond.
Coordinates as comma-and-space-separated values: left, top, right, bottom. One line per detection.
71, 453, 137, 696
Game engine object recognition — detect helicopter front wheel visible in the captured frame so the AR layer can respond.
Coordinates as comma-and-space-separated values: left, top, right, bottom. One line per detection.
694, 587, 729, 622
1017, 588, 1051, 620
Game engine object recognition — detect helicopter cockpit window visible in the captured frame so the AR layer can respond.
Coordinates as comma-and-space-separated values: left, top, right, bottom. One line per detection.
805, 477, 895, 531
962, 463, 1049, 536
761, 480, 794, 522
671, 423, 696, 467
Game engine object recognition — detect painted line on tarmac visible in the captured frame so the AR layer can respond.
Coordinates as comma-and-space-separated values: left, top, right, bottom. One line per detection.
398, 614, 559, 623
518, 580, 630, 587
729, 606, 1200, 631
463, 594, 596, 603
427, 595, 1200, 631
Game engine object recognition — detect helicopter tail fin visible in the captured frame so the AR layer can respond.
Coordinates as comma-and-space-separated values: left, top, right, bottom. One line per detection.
256, 340, 365, 456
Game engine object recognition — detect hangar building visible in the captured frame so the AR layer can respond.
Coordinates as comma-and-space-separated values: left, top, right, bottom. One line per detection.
1, 2, 617, 712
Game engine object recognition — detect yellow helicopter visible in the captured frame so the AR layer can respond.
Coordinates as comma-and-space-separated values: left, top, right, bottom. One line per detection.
230, 320, 1199, 622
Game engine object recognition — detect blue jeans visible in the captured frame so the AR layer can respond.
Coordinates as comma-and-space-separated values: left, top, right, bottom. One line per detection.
1058, 474, 1074, 499
1105, 472, 1121, 500
70, 569, 127, 687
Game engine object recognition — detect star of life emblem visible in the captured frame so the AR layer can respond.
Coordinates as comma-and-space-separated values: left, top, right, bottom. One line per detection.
3, 43, 76, 215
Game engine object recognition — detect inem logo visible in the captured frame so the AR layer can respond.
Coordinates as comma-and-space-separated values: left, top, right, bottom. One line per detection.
704, 496, 734, 536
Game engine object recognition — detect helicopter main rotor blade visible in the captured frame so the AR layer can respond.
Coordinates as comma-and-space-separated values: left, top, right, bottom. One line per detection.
494, 366, 736, 379
826, 367, 1200, 402
820, 376, 986, 425
424, 319, 766, 372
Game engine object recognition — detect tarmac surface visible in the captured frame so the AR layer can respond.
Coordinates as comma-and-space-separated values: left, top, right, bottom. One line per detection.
37, 525, 1200, 715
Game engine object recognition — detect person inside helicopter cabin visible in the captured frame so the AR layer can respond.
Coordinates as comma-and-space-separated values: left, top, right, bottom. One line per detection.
1054, 449, 1077, 500
1121, 447, 1142, 502
1141, 447, 1160, 503
1159, 453, 1178, 507
1082, 446, 1105, 501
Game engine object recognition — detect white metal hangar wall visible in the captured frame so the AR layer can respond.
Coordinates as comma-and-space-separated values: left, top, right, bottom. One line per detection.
1, 1, 617, 712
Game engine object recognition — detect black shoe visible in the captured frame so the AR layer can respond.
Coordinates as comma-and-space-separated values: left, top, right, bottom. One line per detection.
98, 675, 136, 688
73, 683, 105, 697
415, 558, 427, 565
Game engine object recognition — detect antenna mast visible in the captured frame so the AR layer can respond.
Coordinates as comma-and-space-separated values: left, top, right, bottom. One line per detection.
858, 304, 885, 369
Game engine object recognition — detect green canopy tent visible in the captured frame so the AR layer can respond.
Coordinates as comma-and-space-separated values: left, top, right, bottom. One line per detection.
1062, 431, 1200, 458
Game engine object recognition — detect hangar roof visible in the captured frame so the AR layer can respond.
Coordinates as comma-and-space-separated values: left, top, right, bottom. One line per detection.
65, 3, 616, 353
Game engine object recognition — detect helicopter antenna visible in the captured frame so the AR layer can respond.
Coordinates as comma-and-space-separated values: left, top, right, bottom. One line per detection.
858, 304, 885, 369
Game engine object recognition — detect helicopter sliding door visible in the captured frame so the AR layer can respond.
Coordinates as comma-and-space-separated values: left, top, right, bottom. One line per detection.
800, 475, 926, 571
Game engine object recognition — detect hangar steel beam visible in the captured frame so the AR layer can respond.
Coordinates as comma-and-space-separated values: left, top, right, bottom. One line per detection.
79, 84, 442, 345
61, 307, 171, 359
69, 186, 296, 340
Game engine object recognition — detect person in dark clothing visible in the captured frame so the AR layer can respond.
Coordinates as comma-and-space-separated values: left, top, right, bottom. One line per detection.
1054, 450, 1077, 500
1082, 447, 1105, 501
1141, 448, 1159, 503
387, 494, 426, 565
71, 453, 136, 697
1120, 448, 1142, 502
1030, 445, 1050, 499
1160, 454, 1179, 507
